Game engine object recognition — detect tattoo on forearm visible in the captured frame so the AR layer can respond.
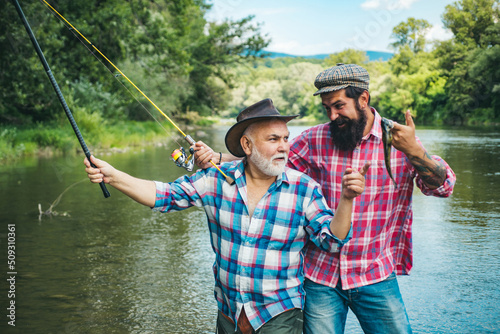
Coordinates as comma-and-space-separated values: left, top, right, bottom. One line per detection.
409, 151, 447, 188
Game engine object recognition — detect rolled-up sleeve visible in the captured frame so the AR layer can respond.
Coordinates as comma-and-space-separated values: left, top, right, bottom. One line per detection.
304, 184, 353, 253
152, 173, 206, 213
416, 155, 456, 197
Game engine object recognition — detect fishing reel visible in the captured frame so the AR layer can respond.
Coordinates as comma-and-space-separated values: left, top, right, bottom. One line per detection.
171, 146, 195, 172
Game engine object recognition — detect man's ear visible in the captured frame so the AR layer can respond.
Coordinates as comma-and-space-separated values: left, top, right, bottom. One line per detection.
241, 135, 252, 156
359, 90, 370, 109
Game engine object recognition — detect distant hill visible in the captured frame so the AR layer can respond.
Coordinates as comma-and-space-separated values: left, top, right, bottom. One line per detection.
260, 50, 393, 62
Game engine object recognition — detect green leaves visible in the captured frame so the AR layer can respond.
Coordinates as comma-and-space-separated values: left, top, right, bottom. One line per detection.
378, 0, 500, 125
324, 49, 369, 67
438, 0, 500, 124
443, 0, 499, 48
390, 17, 432, 53
2, 0, 268, 125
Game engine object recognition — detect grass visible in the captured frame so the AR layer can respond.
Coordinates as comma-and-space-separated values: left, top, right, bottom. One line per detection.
0, 120, 175, 165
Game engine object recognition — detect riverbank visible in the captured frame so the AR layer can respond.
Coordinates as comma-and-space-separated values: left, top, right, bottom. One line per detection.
0, 120, 176, 165
0, 115, 323, 165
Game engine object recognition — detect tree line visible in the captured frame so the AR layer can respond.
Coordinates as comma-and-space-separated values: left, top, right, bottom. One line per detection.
1, 0, 268, 125
1, 0, 498, 128
226, 0, 499, 125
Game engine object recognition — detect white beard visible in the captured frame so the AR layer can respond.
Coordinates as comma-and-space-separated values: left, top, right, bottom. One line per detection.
248, 146, 287, 176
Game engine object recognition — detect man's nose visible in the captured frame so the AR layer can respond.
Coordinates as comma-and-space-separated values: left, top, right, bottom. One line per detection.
328, 110, 339, 121
278, 139, 289, 152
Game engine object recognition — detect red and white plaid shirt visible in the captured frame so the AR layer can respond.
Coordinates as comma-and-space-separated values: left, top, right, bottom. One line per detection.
288, 108, 456, 290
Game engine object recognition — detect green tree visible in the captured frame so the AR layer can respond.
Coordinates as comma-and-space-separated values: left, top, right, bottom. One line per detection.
1, 0, 135, 124
388, 45, 415, 76
1, 0, 269, 125
185, 15, 270, 115
390, 17, 432, 53
226, 59, 323, 119
323, 49, 368, 67
442, 0, 499, 48
437, 0, 500, 124
127, 0, 269, 116
374, 45, 448, 123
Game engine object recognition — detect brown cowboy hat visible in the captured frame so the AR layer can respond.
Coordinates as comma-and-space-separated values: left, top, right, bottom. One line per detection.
224, 99, 298, 157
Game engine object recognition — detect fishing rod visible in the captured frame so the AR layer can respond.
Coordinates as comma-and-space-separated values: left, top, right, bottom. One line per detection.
12, 0, 111, 198
40, 0, 235, 185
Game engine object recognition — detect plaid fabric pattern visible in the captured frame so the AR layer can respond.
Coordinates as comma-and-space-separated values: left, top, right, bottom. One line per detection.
153, 161, 350, 330
313, 63, 370, 96
288, 108, 456, 290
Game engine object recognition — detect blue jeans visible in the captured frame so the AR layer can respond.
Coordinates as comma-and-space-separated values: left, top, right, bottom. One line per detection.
303, 272, 412, 334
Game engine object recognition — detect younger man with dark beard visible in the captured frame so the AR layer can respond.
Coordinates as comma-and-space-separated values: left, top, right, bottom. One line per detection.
193, 64, 456, 334
288, 64, 456, 334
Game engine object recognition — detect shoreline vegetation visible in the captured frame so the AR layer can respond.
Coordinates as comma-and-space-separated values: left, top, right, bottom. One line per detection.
0, 120, 173, 165
0, 116, 324, 165
2, 1, 498, 166
2, 115, 498, 166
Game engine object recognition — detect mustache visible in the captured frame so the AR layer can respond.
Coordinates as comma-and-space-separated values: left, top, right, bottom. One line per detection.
334, 117, 350, 126
271, 153, 288, 162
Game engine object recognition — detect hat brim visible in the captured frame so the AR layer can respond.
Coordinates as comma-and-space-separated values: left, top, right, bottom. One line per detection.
313, 84, 349, 96
225, 115, 298, 157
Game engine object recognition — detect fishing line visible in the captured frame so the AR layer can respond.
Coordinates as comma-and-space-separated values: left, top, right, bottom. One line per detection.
39, 0, 234, 183
13, 0, 110, 198
40, 0, 179, 146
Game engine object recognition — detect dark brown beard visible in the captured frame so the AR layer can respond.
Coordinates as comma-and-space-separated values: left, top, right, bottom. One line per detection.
329, 102, 367, 152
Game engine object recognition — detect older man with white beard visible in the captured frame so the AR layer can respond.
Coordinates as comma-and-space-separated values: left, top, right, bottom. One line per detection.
83, 98, 369, 334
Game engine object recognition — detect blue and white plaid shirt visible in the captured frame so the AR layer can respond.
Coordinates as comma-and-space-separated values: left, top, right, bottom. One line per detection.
153, 160, 351, 330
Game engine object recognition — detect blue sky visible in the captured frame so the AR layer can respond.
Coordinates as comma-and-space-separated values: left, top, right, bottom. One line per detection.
206, 0, 457, 55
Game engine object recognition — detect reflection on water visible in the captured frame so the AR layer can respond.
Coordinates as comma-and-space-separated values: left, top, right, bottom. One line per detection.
0, 126, 499, 333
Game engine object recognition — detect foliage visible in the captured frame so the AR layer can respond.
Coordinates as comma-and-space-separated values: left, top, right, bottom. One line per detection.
1, 0, 499, 163
0, 120, 172, 164
225, 0, 499, 126
1, 0, 268, 125
1, 0, 134, 124
390, 18, 432, 53
226, 58, 324, 119
323, 49, 369, 67
442, 0, 499, 48
437, 0, 500, 124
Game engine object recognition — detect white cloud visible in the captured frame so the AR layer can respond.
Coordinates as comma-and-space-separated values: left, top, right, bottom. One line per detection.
425, 25, 454, 41
361, 0, 382, 10
361, 0, 419, 10
392, 0, 419, 10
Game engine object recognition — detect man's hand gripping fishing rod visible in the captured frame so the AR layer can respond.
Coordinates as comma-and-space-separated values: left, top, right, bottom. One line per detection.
13, 0, 110, 198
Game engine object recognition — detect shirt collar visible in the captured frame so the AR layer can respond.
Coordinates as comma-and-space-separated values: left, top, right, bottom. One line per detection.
364, 107, 383, 142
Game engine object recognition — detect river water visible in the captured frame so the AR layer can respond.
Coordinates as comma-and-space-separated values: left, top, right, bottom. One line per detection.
0, 125, 499, 333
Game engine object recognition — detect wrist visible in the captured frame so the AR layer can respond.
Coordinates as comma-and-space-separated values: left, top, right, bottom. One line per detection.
402, 142, 425, 158
340, 193, 354, 201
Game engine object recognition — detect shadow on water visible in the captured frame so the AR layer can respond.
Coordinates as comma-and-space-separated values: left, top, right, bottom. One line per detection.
0, 125, 498, 333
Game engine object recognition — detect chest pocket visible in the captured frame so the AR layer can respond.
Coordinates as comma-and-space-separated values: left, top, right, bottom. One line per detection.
267, 217, 304, 250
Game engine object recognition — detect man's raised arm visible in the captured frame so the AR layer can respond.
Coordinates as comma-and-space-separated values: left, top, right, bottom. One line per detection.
84, 156, 156, 207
